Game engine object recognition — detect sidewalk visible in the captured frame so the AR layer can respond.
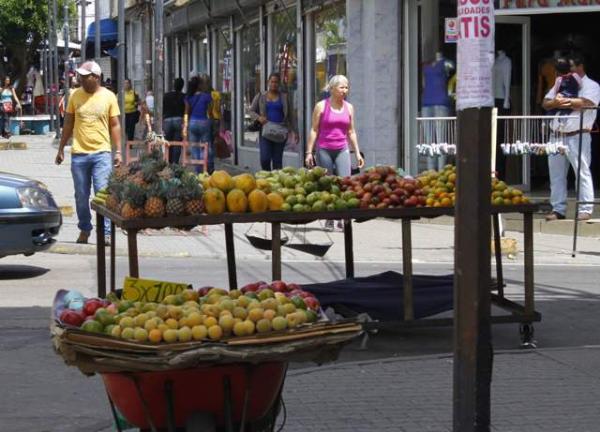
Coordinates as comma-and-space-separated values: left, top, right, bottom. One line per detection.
1, 134, 599, 267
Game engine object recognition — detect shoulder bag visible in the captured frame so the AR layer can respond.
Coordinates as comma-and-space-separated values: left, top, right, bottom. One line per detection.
262, 121, 288, 143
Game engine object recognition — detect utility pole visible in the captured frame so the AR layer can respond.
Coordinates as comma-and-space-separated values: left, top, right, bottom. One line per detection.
52, 0, 61, 136
95, 0, 101, 60
63, 0, 70, 110
117, 0, 125, 150
453, 4, 495, 432
154, 0, 164, 135
80, 0, 87, 59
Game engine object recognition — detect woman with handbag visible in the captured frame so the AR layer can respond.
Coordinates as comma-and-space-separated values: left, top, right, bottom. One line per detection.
0, 77, 21, 138
183, 75, 214, 173
249, 73, 291, 171
305, 75, 364, 230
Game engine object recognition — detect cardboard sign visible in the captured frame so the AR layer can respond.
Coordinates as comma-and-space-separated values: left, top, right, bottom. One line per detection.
456, 0, 495, 111
445, 18, 459, 43
122, 277, 191, 302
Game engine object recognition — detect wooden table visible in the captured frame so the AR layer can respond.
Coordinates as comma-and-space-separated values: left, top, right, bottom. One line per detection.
92, 203, 541, 344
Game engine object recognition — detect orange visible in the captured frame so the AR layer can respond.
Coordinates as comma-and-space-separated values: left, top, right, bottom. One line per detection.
148, 328, 162, 344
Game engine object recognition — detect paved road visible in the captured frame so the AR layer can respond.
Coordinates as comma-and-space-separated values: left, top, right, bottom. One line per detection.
1, 255, 600, 431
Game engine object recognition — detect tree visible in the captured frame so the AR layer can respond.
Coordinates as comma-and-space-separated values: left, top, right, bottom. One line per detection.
0, 0, 75, 92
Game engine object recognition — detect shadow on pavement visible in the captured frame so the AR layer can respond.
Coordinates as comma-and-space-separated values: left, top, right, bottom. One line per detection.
0, 264, 50, 280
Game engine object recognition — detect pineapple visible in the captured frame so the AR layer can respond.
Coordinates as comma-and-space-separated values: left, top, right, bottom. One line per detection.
105, 174, 124, 212
158, 166, 174, 181
182, 174, 204, 215
165, 179, 185, 216
121, 182, 146, 219
144, 181, 166, 218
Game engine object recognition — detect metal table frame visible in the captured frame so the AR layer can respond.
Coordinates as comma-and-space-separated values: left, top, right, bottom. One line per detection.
92, 203, 540, 342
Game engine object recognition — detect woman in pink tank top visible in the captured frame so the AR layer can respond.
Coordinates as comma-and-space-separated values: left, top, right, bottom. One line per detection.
305, 75, 364, 176
305, 75, 364, 231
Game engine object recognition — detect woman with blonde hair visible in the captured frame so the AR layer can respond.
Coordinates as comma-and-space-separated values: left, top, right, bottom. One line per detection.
305, 75, 364, 230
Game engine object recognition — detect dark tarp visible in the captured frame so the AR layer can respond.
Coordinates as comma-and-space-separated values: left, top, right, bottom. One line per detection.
302, 271, 454, 321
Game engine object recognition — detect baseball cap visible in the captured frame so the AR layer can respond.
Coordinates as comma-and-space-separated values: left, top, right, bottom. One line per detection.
76, 61, 102, 76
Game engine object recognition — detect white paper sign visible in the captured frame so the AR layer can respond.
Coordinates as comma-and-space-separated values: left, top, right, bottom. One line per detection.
456, 0, 495, 111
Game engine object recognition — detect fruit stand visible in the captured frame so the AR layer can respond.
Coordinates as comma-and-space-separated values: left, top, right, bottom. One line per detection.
91, 201, 541, 344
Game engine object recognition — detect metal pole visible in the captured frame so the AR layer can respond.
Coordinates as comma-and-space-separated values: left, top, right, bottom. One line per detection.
47, 0, 55, 131
81, 0, 87, 59
53, 0, 61, 136
95, 0, 101, 59
64, 0, 70, 110
118, 0, 126, 151
154, 0, 164, 135
42, 48, 49, 117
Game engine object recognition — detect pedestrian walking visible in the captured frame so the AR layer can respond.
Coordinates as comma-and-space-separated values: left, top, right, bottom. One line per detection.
543, 55, 600, 222
305, 74, 364, 230
249, 73, 292, 171
0, 76, 21, 138
124, 79, 140, 141
183, 74, 213, 173
54, 61, 122, 245
163, 77, 186, 163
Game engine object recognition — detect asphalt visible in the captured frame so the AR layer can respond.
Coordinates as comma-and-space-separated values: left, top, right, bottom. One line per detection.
1, 134, 600, 431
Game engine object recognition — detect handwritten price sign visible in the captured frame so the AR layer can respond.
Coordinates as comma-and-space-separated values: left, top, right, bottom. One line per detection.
122, 277, 191, 302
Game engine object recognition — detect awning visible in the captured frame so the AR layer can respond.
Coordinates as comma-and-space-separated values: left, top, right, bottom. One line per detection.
86, 18, 118, 43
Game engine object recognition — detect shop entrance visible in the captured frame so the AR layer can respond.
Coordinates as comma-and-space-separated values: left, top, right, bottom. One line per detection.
528, 12, 600, 190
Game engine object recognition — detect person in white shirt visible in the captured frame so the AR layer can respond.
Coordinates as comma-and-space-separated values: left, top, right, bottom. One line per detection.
542, 55, 599, 221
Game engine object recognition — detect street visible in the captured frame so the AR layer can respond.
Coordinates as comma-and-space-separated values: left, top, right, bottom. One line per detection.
1, 252, 600, 431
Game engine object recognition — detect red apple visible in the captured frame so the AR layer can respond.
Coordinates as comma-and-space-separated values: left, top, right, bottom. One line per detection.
373, 184, 384, 194
83, 299, 105, 316
60, 309, 85, 327
241, 282, 260, 293
270, 280, 288, 292
304, 297, 320, 310
287, 283, 302, 292
363, 182, 373, 192
197, 286, 212, 296
404, 196, 418, 207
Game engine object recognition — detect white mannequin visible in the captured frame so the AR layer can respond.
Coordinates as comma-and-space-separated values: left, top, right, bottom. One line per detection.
493, 50, 512, 110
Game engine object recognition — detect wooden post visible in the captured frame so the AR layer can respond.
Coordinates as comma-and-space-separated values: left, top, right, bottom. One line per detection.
454, 108, 493, 431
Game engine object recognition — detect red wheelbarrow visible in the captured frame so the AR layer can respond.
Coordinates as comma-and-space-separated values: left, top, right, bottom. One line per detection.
102, 362, 287, 431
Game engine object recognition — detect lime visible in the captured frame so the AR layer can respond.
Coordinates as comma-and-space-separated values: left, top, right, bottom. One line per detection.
292, 203, 306, 212
281, 203, 292, 212
285, 195, 298, 206
81, 320, 104, 333
312, 200, 326, 212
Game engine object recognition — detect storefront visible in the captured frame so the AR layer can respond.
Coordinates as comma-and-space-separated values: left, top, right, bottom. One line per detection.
409, 1, 600, 189
162, 0, 402, 173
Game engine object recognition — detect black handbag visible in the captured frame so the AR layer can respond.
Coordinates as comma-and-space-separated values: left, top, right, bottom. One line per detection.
247, 119, 262, 132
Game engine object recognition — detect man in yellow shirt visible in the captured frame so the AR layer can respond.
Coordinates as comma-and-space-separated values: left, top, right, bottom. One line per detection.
55, 61, 122, 244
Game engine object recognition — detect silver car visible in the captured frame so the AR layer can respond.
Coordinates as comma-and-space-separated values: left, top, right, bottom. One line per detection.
0, 172, 62, 258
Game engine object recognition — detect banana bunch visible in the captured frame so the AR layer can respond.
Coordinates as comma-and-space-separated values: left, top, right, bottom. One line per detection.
92, 187, 109, 205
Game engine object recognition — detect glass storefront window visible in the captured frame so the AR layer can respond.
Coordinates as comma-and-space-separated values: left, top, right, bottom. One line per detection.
314, 3, 347, 102
271, 6, 298, 152
195, 35, 208, 76
241, 24, 262, 148
217, 28, 233, 139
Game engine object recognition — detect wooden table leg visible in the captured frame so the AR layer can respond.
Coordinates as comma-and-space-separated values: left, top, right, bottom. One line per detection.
344, 219, 355, 279
524, 212, 534, 316
272, 222, 282, 281
96, 212, 106, 298
127, 229, 140, 278
110, 221, 116, 293
224, 223, 237, 290
402, 218, 414, 321
492, 214, 504, 297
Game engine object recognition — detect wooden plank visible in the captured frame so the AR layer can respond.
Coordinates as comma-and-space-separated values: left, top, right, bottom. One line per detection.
524, 212, 535, 315
110, 221, 116, 293
127, 230, 140, 278
402, 218, 414, 321
492, 214, 504, 297
271, 222, 282, 281
224, 223, 237, 290
96, 212, 106, 298
344, 219, 355, 279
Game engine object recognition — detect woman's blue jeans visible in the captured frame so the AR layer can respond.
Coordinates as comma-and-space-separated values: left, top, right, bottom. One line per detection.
259, 135, 285, 171
71, 152, 112, 234
188, 119, 213, 173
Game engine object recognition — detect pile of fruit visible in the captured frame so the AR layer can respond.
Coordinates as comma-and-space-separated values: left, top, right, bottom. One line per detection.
199, 170, 283, 215
95, 149, 204, 219
417, 165, 529, 207
340, 166, 426, 209
199, 166, 361, 214
58, 281, 322, 344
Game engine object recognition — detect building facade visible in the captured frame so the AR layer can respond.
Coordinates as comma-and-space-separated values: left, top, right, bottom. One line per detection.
122, 0, 600, 187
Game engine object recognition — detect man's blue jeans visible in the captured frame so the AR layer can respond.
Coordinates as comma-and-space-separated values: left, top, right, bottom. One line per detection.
71, 152, 112, 234
164, 116, 183, 164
